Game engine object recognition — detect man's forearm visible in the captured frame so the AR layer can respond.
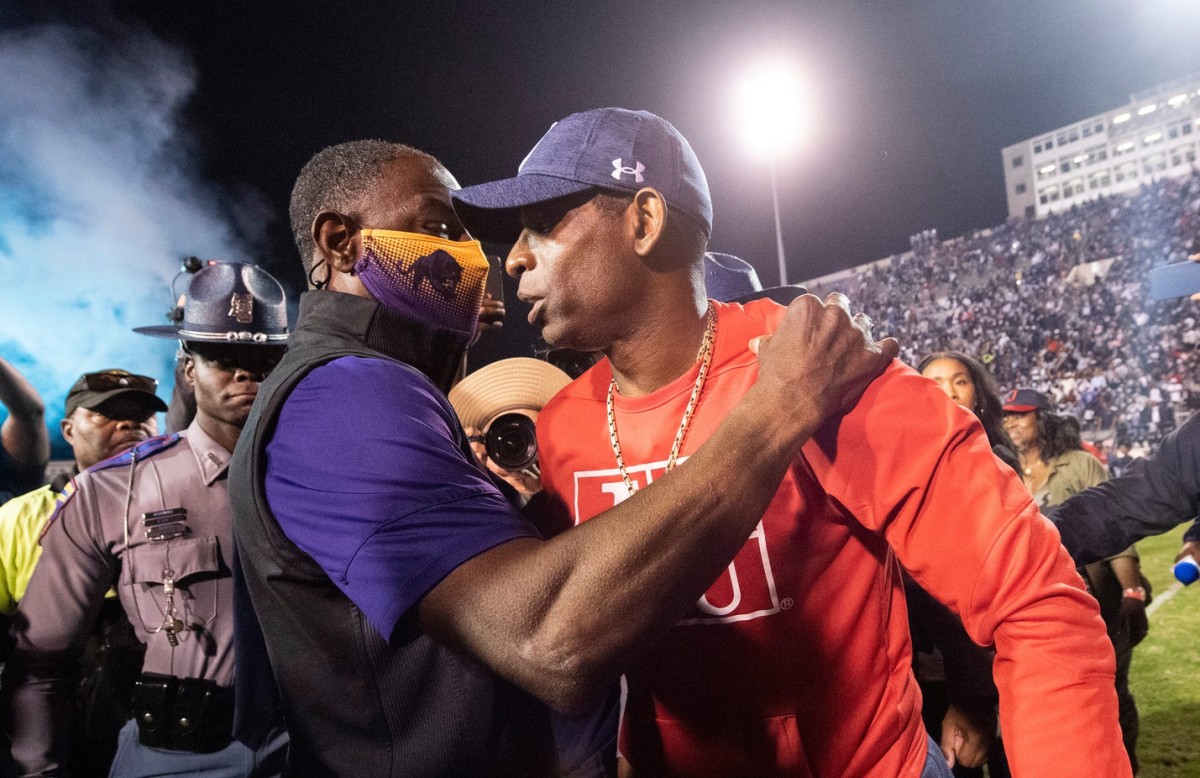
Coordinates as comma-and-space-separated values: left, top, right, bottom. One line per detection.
423, 383, 823, 712
1184, 519, 1200, 546
1053, 415, 1200, 563
0, 357, 49, 466
1109, 555, 1142, 591
422, 294, 894, 712
0, 358, 44, 418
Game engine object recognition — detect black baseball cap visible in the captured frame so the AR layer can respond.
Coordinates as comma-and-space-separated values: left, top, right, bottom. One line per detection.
64, 370, 169, 417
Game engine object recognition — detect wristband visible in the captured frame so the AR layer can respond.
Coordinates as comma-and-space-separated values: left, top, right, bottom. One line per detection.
1122, 586, 1147, 602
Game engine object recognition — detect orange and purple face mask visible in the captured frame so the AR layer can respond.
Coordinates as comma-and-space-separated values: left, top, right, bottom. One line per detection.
356, 229, 490, 336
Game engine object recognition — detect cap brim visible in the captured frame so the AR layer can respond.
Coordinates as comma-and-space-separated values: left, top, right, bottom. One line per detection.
135, 325, 288, 345
453, 175, 595, 243
727, 286, 808, 306
133, 325, 181, 339
1002, 404, 1039, 413
80, 388, 169, 414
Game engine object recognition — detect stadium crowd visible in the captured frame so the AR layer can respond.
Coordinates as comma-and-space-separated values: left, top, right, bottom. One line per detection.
811, 168, 1200, 449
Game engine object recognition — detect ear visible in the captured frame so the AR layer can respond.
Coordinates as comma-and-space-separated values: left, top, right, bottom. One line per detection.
629, 188, 668, 258
312, 210, 361, 275
60, 414, 75, 447
182, 354, 197, 388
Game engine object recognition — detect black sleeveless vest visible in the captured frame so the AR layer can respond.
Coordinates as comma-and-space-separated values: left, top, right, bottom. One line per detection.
229, 291, 555, 776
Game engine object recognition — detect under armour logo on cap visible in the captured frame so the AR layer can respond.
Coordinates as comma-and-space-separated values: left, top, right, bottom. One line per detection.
451, 108, 713, 242
612, 158, 645, 183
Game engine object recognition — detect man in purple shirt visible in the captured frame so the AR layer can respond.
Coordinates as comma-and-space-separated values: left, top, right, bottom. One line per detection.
229, 139, 896, 776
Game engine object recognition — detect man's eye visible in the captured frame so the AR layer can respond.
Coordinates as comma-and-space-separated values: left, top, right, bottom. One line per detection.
519, 210, 557, 235
528, 219, 556, 236
424, 222, 452, 239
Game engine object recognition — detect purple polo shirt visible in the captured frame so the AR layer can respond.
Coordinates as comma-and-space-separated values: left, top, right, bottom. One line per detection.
264, 356, 537, 639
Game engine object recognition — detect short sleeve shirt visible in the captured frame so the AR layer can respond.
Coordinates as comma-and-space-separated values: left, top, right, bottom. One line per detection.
0, 485, 56, 616
264, 356, 537, 639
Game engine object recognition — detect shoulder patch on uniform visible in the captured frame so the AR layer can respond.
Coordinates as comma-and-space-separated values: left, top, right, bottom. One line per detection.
40, 478, 78, 543
90, 433, 183, 473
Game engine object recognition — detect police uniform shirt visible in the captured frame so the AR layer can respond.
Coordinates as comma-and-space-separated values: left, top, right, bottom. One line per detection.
4, 419, 236, 769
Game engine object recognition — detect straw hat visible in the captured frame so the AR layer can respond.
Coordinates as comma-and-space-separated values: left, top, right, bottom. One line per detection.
449, 358, 573, 430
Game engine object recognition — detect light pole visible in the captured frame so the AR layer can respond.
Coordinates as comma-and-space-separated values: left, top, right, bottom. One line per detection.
736, 60, 809, 287
769, 159, 787, 285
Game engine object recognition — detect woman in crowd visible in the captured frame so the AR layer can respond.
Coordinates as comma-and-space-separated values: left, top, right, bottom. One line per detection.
919, 351, 1018, 470
913, 351, 1015, 776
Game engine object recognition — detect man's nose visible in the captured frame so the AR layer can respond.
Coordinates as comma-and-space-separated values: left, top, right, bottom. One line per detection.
506, 233, 535, 278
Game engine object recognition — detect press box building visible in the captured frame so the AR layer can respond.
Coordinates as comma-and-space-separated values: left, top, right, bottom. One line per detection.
1003, 74, 1200, 220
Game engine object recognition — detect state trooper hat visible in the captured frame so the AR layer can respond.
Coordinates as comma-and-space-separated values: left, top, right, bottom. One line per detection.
135, 262, 289, 345
704, 252, 806, 306
452, 108, 713, 243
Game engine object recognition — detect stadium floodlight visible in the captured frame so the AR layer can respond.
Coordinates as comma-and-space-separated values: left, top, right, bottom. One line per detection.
735, 61, 809, 159
1138, 104, 1158, 116
1145, 132, 1163, 143
734, 59, 811, 286
1169, 94, 1188, 107
1113, 113, 1132, 125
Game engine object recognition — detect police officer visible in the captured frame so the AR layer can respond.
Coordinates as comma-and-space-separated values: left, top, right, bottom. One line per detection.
1, 262, 289, 777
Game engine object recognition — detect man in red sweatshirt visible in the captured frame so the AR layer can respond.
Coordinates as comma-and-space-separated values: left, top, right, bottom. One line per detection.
453, 107, 1130, 776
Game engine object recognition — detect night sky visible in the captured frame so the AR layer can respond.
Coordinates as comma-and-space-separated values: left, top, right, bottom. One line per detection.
117, 0, 1200, 284
4, 1, 1200, 448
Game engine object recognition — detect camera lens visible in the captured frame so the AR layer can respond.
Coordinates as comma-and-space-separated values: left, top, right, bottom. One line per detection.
485, 413, 538, 471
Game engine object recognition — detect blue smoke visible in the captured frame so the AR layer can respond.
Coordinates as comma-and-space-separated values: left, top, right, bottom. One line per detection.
0, 21, 266, 457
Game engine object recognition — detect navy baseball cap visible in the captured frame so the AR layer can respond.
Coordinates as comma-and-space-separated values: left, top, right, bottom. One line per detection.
453, 108, 713, 243
704, 252, 806, 306
1002, 388, 1051, 413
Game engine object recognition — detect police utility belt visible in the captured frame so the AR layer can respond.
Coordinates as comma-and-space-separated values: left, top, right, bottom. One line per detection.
131, 672, 234, 752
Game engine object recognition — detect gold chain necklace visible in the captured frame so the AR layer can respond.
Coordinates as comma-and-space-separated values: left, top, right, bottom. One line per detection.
606, 305, 716, 495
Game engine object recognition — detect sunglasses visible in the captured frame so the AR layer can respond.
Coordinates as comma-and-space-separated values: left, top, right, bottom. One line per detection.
82, 371, 158, 394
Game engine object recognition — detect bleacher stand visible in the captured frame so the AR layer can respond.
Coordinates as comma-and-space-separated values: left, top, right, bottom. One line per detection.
810, 169, 1200, 448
